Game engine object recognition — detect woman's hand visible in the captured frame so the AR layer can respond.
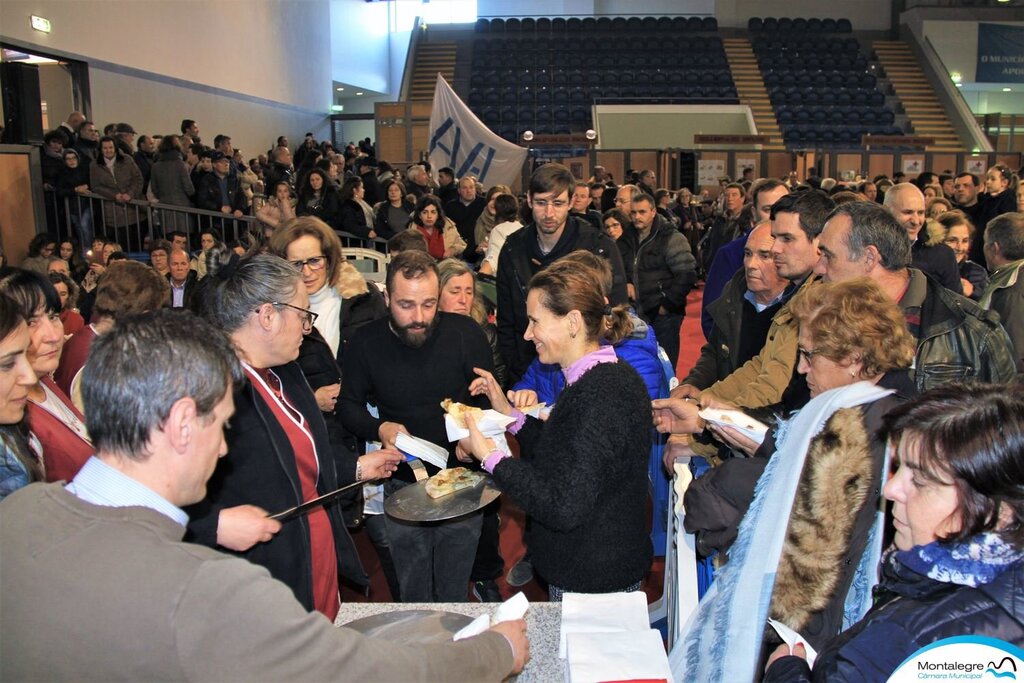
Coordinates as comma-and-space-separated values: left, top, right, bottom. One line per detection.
707, 423, 760, 457
314, 383, 340, 412
506, 388, 538, 410
469, 367, 512, 415
458, 411, 497, 463
357, 448, 404, 480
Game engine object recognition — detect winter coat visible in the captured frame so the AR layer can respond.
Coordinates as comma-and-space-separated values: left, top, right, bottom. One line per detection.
149, 151, 195, 207
979, 258, 1024, 373
89, 154, 144, 228
764, 554, 1024, 682
627, 215, 697, 319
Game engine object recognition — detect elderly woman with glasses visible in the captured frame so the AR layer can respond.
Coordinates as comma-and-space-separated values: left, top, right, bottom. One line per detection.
189, 254, 401, 619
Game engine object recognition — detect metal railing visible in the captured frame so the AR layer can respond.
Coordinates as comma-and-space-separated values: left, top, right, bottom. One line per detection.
41, 189, 388, 254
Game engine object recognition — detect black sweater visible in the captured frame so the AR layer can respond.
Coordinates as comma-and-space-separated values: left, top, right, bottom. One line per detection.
338, 313, 493, 482
493, 361, 653, 592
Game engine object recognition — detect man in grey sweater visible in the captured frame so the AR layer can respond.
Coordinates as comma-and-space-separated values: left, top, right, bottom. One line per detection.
0, 309, 527, 682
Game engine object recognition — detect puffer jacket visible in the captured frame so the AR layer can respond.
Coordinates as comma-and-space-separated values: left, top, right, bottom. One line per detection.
907, 268, 1017, 390
628, 215, 697, 319
764, 554, 1024, 682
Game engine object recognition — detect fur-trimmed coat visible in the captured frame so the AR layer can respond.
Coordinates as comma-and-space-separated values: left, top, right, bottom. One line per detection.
684, 372, 916, 650
912, 222, 962, 294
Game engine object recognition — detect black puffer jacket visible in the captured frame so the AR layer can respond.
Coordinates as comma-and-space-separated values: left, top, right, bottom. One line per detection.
765, 555, 1024, 682
627, 215, 697, 320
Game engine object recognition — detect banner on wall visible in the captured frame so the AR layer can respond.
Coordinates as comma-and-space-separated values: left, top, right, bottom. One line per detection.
427, 75, 527, 187
976, 23, 1024, 83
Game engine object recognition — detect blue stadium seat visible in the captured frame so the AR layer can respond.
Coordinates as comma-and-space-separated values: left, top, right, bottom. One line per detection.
521, 17, 535, 33
748, 17, 763, 32
536, 17, 551, 32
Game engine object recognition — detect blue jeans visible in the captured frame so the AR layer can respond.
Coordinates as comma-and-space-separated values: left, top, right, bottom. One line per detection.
384, 478, 483, 602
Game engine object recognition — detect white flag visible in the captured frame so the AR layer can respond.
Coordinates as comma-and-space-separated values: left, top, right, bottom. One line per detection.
428, 74, 527, 188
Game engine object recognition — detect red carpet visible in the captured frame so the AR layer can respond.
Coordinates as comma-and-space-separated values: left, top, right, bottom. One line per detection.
342, 285, 707, 605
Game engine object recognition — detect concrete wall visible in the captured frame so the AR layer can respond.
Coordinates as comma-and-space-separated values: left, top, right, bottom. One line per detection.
0, 0, 333, 152
476, 0, 714, 18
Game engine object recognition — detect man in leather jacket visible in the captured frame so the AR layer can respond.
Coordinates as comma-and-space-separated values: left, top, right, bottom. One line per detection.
816, 201, 1016, 390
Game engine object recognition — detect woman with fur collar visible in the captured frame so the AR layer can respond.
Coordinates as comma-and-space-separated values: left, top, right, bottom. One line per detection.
765, 383, 1024, 681
667, 278, 918, 654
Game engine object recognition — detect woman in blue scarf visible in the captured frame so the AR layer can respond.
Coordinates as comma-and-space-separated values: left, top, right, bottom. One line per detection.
765, 383, 1024, 682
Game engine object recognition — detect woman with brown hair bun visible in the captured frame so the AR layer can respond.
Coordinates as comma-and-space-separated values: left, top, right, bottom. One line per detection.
458, 260, 653, 600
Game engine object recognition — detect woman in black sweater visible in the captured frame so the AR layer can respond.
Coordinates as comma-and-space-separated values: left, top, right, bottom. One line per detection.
459, 258, 653, 599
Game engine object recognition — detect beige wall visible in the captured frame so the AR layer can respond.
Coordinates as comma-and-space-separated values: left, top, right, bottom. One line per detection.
0, 0, 332, 152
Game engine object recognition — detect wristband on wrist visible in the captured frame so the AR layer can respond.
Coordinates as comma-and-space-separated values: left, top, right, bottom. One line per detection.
355, 460, 363, 482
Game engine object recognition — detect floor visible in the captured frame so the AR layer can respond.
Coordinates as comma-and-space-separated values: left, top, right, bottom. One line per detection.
341, 285, 706, 605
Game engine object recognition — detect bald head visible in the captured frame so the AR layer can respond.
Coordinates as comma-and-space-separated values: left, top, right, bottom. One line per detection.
744, 220, 786, 304
883, 183, 926, 240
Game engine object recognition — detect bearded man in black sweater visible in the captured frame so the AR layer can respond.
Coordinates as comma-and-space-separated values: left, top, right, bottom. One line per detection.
339, 250, 493, 602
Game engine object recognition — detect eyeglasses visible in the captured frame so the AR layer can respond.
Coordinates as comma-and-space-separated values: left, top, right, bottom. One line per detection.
288, 255, 326, 272
797, 346, 825, 363
532, 199, 569, 209
270, 302, 318, 332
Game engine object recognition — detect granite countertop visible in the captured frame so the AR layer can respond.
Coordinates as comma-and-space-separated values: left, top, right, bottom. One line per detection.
336, 601, 563, 682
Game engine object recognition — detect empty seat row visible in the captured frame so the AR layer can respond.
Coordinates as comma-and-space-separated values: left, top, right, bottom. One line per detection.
475, 16, 718, 34
472, 53, 728, 72
777, 107, 896, 126
765, 72, 877, 90
771, 88, 886, 107
748, 17, 853, 33
473, 35, 725, 54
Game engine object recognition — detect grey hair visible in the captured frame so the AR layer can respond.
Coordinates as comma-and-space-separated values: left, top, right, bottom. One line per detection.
827, 201, 911, 271
83, 309, 243, 461
198, 254, 301, 333
985, 212, 1024, 261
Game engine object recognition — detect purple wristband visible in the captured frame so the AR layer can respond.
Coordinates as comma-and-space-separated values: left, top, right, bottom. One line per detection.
483, 449, 509, 474
507, 409, 527, 435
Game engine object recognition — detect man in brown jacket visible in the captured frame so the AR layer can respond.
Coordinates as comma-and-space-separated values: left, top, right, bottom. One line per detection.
0, 309, 527, 682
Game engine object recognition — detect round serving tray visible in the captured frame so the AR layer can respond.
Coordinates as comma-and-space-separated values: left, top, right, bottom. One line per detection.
384, 475, 501, 522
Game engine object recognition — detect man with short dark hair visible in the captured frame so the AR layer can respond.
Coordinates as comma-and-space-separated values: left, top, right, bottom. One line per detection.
980, 211, 1024, 370
0, 309, 527, 681
180, 119, 200, 144
134, 135, 156, 192
73, 120, 100, 164
700, 182, 746, 274
436, 166, 458, 204
213, 134, 238, 177
496, 163, 628, 383
358, 157, 382, 205
339, 250, 495, 602
570, 181, 602, 229
445, 176, 486, 263
815, 201, 1016, 389
628, 192, 696, 368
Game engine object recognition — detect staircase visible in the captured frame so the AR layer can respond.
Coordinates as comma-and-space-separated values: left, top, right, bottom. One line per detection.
872, 41, 965, 152
722, 38, 786, 151
409, 42, 457, 101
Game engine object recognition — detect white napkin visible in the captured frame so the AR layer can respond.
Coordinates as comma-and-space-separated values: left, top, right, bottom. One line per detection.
698, 407, 769, 444
768, 618, 818, 667
444, 409, 517, 442
452, 591, 530, 641
673, 462, 693, 514
559, 591, 650, 658
394, 432, 449, 470
565, 629, 673, 683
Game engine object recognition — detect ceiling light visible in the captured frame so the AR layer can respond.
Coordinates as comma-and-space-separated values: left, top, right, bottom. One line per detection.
355, 92, 364, 96
336, 87, 344, 92
956, 83, 963, 87
1003, 87, 1012, 92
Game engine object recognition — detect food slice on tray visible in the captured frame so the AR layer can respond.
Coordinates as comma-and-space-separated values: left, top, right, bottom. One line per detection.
424, 467, 485, 499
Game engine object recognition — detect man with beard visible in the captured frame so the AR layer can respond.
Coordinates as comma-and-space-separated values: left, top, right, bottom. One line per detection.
339, 250, 493, 602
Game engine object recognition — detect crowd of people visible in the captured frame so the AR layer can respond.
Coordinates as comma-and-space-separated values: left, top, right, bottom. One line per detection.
2, 109, 1024, 681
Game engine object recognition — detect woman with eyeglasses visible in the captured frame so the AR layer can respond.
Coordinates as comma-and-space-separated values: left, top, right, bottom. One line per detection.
662, 279, 919, 666
191, 253, 401, 617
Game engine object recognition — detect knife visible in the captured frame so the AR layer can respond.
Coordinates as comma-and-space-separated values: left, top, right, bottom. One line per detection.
269, 479, 365, 522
